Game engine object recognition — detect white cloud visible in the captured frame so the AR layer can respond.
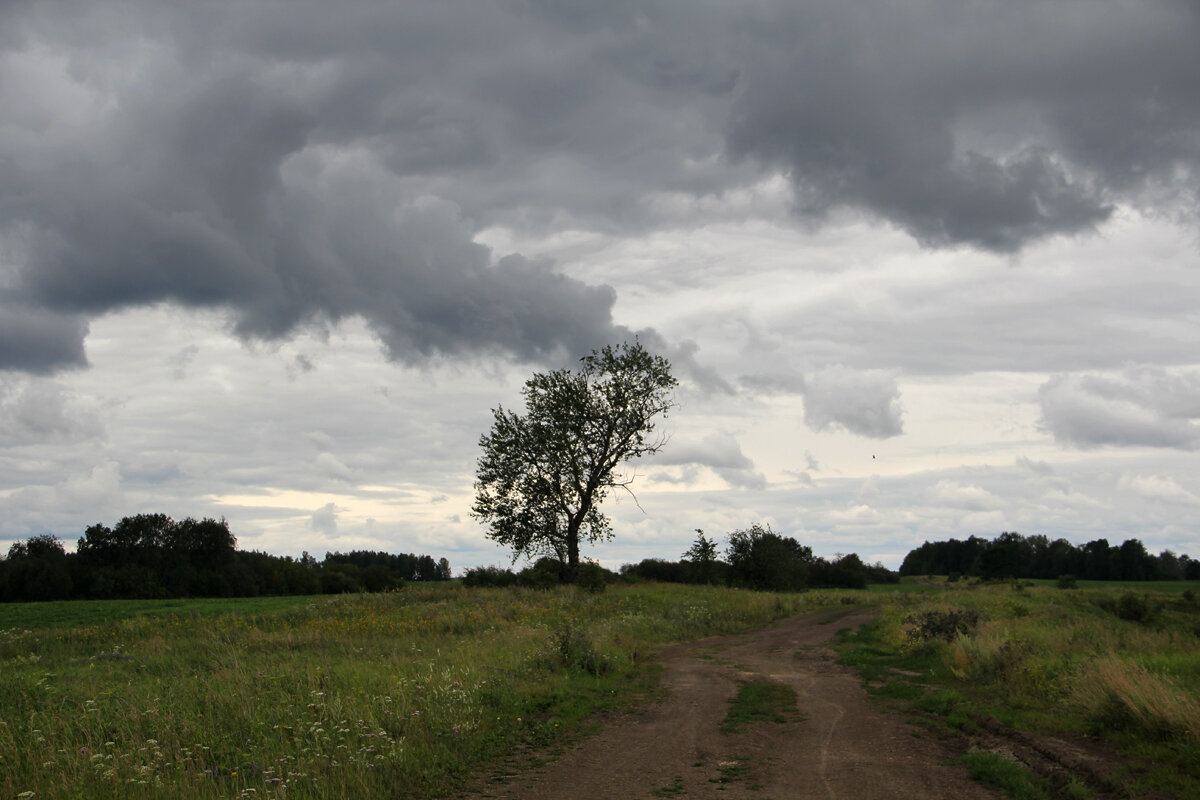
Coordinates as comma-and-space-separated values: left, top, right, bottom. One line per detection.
928, 480, 1003, 511
829, 504, 880, 524
1119, 474, 1200, 506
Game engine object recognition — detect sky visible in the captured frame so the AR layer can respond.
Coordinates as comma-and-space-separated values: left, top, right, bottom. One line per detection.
2, 0, 1199, 572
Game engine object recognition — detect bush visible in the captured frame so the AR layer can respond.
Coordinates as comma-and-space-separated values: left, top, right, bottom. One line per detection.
1056, 574, 1078, 589
516, 565, 558, 589
726, 524, 813, 591
1094, 592, 1160, 623
461, 565, 518, 588
547, 623, 609, 676
903, 609, 981, 643
576, 562, 610, 594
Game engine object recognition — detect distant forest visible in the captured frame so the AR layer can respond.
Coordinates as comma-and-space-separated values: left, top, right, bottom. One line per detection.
6, 518, 1199, 604
900, 531, 1200, 581
0, 514, 451, 603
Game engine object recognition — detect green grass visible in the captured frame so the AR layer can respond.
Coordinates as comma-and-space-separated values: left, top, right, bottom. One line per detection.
864, 577, 955, 594
1027, 579, 1200, 595
0, 583, 834, 799
720, 679, 799, 733
961, 751, 1051, 800
650, 775, 686, 796
0, 595, 320, 630
832, 580, 1200, 798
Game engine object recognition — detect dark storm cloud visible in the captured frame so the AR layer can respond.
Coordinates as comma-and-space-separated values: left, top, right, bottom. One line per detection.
0, 305, 89, 373
725, 1, 1200, 251
2, 0, 1198, 372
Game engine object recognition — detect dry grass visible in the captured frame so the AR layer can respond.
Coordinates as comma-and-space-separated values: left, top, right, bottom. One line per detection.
1070, 654, 1200, 740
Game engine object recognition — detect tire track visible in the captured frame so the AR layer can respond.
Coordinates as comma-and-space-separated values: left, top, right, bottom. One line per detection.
463, 609, 998, 800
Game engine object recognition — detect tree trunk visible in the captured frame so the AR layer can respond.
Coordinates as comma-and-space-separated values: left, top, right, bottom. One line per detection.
565, 518, 581, 583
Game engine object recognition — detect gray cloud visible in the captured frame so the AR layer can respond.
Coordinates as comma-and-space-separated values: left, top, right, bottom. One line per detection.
169, 345, 200, 380
0, 378, 103, 444
0, 305, 89, 373
654, 432, 766, 490
802, 366, 904, 439
725, 1, 1198, 250
1038, 369, 1200, 450
308, 502, 339, 536
2, 0, 1198, 374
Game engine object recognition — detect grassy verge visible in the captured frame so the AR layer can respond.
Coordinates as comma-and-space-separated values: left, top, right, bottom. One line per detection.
720, 680, 800, 734
832, 579, 1200, 799
0, 583, 836, 799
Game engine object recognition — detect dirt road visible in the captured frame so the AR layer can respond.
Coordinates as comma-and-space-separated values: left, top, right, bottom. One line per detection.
467, 607, 997, 799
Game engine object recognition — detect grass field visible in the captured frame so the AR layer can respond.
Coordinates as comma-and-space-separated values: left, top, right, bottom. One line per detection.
0, 596, 320, 631
0, 583, 834, 799
4, 579, 1200, 799
832, 578, 1200, 798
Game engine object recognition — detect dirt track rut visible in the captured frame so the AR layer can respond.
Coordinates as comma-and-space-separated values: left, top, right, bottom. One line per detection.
467, 608, 998, 799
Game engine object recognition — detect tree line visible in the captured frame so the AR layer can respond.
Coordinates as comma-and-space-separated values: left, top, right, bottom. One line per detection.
0, 513, 451, 602
899, 531, 1200, 582
464, 525, 899, 591
622, 525, 898, 590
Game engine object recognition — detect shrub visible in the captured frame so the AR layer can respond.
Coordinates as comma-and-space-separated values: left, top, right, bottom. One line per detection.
577, 562, 610, 594
1056, 574, 1078, 589
547, 623, 609, 676
1094, 592, 1160, 623
903, 609, 981, 643
516, 565, 559, 589
461, 565, 518, 588
726, 524, 813, 591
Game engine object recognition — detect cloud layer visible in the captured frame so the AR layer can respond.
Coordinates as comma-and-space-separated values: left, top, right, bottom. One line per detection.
3, 1, 1200, 570
3, 0, 1200, 373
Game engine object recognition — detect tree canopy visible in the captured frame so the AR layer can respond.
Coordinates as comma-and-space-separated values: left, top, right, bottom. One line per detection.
472, 340, 677, 581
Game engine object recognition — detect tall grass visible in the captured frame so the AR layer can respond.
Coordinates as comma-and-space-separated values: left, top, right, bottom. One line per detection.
0, 583, 830, 799
836, 580, 1200, 795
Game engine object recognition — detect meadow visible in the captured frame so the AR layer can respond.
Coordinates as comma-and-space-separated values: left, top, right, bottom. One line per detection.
0, 583, 830, 799
833, 578, 1200, 798
4, 579, 1200, 799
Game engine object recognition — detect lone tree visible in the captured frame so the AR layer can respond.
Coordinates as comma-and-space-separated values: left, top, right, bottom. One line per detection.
472, 340, 677, 582
683, 529, 720, 584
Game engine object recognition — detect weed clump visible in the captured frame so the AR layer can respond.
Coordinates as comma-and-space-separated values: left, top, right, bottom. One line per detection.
547, 623, 610, 676
1094, 592, 1160, 624
903, 609, 981, 644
